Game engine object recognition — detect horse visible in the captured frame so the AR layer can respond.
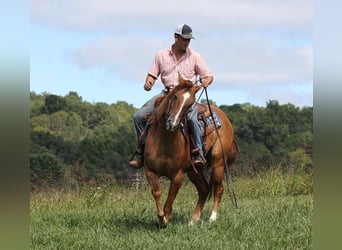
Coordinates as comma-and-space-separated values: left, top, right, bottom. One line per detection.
143, 75, 238, 227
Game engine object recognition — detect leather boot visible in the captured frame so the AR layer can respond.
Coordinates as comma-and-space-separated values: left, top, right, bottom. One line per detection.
191, 148, 207, 168
129, 145, 144, 169
128, 155, 144, 169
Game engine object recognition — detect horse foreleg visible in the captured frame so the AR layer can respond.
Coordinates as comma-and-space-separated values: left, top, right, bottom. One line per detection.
145, 171, 166, 227
163, 171, 184, 225
187, 169, 209, 225
209, 165, 224, 222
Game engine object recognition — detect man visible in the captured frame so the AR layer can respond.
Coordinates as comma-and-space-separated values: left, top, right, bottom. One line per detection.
129, 24, 213, 168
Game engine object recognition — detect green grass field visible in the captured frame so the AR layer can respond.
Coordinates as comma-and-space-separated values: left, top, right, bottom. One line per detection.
30, 170, 313, 249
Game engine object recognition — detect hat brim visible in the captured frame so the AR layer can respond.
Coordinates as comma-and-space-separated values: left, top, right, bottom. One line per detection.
180, 34, 195, 39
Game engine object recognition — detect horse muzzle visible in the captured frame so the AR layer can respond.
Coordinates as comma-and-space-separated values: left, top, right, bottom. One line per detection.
165, 117, 179, 131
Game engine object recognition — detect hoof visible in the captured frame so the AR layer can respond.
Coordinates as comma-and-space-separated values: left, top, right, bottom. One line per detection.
209, 211, 217, 222
156, 215, 168, 228
158, 223, 167, 229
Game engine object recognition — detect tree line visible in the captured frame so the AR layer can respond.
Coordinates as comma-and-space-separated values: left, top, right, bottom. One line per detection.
30, 91, 313, 189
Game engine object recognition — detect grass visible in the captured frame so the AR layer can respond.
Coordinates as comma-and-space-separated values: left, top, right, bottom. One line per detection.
30, 170, 313, 249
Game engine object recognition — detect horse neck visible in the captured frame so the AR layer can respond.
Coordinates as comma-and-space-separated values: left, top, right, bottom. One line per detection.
146, 94, 189, 160
149, 115, 181, 140
148, 122, 186, 162
148, 90, 188, 141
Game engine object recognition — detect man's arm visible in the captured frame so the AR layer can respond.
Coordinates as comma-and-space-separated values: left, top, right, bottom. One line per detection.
144, 74, 157, 91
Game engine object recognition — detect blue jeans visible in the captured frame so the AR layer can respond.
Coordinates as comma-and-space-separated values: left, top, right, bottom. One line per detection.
133, 91, 204, 156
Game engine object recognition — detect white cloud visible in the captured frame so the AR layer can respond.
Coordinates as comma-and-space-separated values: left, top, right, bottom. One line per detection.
68, 32, 312, 90
31, 0, 313, 107
197, 34, 312, 87
31, 0, 312, 32
67, 35, 169, 80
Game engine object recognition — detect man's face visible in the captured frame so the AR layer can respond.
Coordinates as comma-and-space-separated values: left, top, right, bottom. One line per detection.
175, 35, 191, 51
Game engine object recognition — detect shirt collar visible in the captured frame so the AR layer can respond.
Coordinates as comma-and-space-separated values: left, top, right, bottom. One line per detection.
169, 47, 190, 57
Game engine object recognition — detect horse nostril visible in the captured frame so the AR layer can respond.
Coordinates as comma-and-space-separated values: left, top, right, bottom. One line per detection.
166, 118, 177, 131
165, 118, 171, 130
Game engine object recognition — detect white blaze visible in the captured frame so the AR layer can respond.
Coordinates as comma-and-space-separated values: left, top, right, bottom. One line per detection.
171, 92, 190, 127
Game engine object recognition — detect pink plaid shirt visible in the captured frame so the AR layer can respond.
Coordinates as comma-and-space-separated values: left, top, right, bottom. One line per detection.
148, 48, 212, 89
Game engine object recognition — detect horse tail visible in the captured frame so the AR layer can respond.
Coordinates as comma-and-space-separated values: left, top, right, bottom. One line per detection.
227, 140, 239, 167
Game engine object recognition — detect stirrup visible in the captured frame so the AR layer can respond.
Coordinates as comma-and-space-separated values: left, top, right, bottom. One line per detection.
129, 144, 144, 169
194, 158, 206, 168
193, 154, 207, 168
191, 148, 200, 155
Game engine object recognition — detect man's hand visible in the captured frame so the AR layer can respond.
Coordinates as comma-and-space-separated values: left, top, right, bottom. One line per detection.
200, 76, 214, 88
144, 75, 156, 91
144, 81, 153, 91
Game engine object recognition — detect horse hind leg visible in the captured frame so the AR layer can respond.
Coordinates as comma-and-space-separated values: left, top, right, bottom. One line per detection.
187, 169, 209, 225
209, 163, 224, 222
145, 171, 166, 227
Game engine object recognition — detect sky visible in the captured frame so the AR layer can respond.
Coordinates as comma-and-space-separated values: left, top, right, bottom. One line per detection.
30, 0, 313, 109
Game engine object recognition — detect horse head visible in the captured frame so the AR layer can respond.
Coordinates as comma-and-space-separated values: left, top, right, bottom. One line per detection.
165, 74, 202, 131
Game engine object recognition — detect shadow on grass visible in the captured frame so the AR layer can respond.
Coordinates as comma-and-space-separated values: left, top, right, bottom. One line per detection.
106, 211, 189, 232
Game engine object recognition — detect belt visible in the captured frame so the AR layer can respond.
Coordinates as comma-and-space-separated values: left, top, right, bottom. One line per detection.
163, 86, 174, 93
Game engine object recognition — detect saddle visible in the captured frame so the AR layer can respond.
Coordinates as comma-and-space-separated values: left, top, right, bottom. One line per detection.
196, 103, 222, 137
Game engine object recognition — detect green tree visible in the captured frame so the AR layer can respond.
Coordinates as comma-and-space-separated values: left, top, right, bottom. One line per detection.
30, 152, 65, 188
30, 91, 45, 117
41, 94, 67, 114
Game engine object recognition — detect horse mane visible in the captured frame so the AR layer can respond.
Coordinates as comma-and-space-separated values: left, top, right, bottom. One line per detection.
149, 91, 173, 126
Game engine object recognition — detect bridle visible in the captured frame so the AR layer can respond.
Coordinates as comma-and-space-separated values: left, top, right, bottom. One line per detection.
165, 89, 195, 130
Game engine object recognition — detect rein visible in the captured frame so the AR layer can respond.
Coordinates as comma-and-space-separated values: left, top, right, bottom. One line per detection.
203, 87, 238, 209
180, 119, 199, 174
166, 93, 199, 174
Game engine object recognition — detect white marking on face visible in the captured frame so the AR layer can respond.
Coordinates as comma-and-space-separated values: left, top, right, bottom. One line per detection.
171, 92, 190, 127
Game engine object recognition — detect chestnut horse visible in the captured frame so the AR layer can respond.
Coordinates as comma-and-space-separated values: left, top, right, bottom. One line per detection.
143, 75, 238, 227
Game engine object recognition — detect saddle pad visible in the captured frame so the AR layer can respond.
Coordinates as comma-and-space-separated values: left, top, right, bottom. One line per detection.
198, 111, 222, 136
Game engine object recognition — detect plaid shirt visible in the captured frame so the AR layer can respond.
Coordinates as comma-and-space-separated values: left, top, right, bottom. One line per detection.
148, 47, 212, 89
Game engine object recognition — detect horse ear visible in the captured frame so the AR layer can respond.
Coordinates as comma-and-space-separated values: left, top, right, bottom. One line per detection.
178, 73, 198, 89
154, 96, 165, 107
194, 84, 203, 93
